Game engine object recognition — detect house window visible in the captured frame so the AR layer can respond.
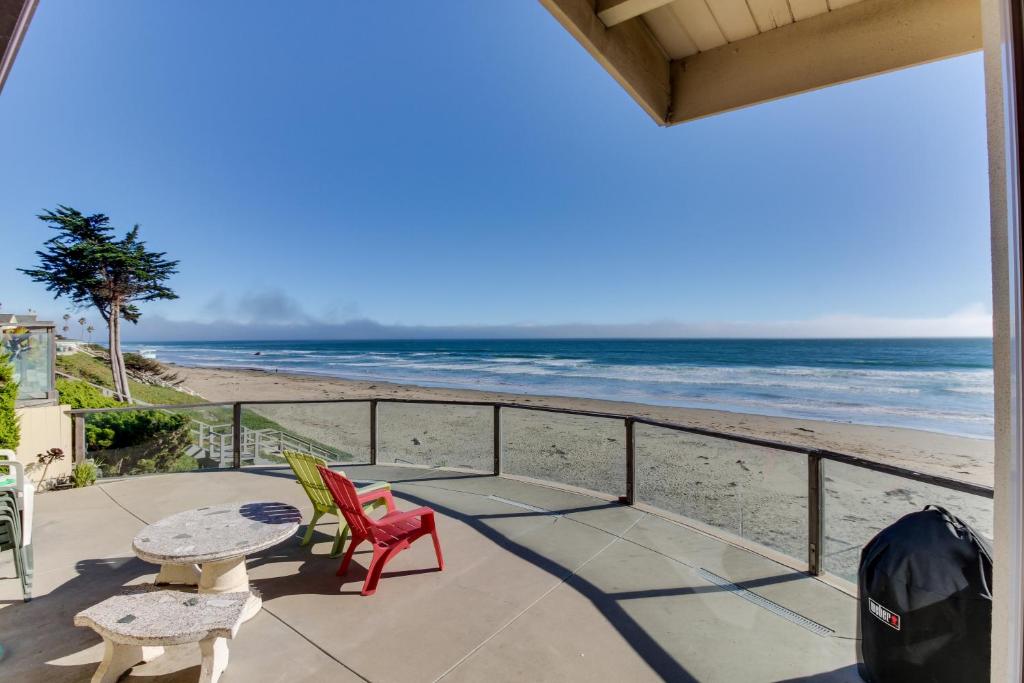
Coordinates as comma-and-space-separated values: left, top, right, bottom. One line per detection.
2, 323, 54, 402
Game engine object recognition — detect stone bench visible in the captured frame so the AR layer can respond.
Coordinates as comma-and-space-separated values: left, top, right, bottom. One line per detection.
74, 589, 249, 683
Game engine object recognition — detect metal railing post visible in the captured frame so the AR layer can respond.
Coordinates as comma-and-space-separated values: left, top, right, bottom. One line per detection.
622, 417, 636, 505
807, 451, 825, 575
232, 403, 242, 469
369, 399, 378, 465
493, 405, 502, 475
72, 413, 86, 464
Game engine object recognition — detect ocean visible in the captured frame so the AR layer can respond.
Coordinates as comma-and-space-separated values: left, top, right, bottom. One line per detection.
125, 338, 995, 438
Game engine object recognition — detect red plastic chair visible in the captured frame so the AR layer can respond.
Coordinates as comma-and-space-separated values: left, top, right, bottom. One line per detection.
317, 466, 444, 595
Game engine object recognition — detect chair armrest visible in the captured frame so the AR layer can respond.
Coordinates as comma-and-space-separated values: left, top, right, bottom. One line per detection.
355, 481, 391, 493
358, 487, 395, 511
375, 506, 434, 527
0, 456, 25, 494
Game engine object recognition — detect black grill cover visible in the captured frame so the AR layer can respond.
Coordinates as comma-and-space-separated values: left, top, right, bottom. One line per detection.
857, 505, 993, 683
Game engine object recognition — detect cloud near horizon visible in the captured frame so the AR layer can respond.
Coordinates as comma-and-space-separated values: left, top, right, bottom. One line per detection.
100, 302, 993, 341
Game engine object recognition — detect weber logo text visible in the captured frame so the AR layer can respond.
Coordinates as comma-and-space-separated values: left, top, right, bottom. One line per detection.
868, 598, 901, 631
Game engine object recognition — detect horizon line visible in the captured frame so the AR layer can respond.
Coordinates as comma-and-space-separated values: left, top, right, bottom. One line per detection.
120, 335, 996, 343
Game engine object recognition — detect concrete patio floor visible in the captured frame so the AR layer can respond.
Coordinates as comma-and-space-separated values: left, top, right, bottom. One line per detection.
0, 465, 862, 682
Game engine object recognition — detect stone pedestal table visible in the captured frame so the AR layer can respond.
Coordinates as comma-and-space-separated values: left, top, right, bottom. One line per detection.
132, 501, 301, 622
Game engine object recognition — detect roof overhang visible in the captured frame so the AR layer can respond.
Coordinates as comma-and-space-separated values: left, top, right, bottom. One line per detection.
539, 0, 981, 125
0, 0, 37, 96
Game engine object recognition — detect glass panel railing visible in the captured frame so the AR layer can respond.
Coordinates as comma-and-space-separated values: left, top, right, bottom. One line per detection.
238, 401, 369, 466
3, 324, 53, 401
635, 423, 808, 561
76, 397, 994, 590
822, 460, 993, 583
84, 404, 235, 477
501, 408, 624, 498
377, 402, 492, 471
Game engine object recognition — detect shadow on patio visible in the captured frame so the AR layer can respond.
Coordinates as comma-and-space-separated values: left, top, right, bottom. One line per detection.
0, 465, 860, 682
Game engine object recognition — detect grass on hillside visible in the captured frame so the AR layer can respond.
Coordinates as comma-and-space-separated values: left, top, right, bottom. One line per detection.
57, 352, 353, 462
57, 352, 202, 405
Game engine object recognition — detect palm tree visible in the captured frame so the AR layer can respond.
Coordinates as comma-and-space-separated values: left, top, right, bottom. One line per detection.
86, 325, 95, 341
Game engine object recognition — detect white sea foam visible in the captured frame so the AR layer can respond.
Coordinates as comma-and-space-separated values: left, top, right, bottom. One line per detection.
130, 341, 995, 437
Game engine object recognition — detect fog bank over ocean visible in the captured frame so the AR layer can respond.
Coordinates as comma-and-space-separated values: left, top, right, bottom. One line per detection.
110, 296, 992, 341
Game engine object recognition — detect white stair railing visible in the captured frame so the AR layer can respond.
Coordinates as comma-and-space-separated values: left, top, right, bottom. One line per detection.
188, 418, 336, 466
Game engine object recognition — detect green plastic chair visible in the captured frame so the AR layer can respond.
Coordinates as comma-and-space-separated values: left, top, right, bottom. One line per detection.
283, 451, 393, 557
0, 493, 31, 601
0, 452, 30, 601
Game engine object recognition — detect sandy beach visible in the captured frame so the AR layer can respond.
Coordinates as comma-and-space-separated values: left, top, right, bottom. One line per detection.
174, 364, 995, 581
175, 365, 993, 483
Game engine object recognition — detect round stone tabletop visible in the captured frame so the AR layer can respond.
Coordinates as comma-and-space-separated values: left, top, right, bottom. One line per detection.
133, 501, 301, 565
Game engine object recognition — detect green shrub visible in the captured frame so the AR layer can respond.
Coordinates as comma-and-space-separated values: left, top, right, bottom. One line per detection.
72, 460, 99, 487
56, 378, 122, 409
85, 410, 192, 476
85, 410, 187, 449
133, 454, 197, 474
0, 353, 19, 451
123, 353, 163, 375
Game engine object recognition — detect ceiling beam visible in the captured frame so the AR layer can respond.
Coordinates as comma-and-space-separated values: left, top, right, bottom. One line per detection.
596, 0, 677, 27
539, 0, 671, 125
0, 0, 37, 96
669, 0, 981, 123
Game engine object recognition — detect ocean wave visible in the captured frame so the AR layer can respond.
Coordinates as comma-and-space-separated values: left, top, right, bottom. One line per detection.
156, 350, 993, 396
136, 340, 995, 437
944, 386, 994, 395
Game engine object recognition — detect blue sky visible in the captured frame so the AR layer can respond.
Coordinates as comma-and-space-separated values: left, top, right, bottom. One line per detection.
0, 2, 992, 340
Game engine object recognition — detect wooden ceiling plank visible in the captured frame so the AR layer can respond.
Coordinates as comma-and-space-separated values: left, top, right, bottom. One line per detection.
669, 0, 728, 52
787, 0, 829, 21
643, 4, 700, 58
706, 0, 760, 42
597, 0, 678, 27
746, 0, 794, 31
669, 0, 981, 124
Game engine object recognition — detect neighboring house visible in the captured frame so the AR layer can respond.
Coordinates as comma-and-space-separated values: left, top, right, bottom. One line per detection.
1, 313, 73, 485
56, 339, 84, 356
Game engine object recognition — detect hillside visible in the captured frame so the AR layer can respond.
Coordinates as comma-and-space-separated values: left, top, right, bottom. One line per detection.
56, 349, 203, 405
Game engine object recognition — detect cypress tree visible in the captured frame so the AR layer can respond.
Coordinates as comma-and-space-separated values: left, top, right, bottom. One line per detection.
0, 353, 20, 450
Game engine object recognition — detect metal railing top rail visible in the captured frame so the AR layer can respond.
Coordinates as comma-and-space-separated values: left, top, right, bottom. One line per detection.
68, 401, 235, 414
68, 395, 995, 499
630, 415, 994, 499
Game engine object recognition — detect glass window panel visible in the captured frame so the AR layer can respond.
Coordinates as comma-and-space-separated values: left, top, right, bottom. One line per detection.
3, 326, 53, 400
635, 423, 808, 561
240, 402, 369, 465
84, 405, 234, 477
822, 460, 993, 583
377, 402, 491, 471
501, 408, 624, 497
